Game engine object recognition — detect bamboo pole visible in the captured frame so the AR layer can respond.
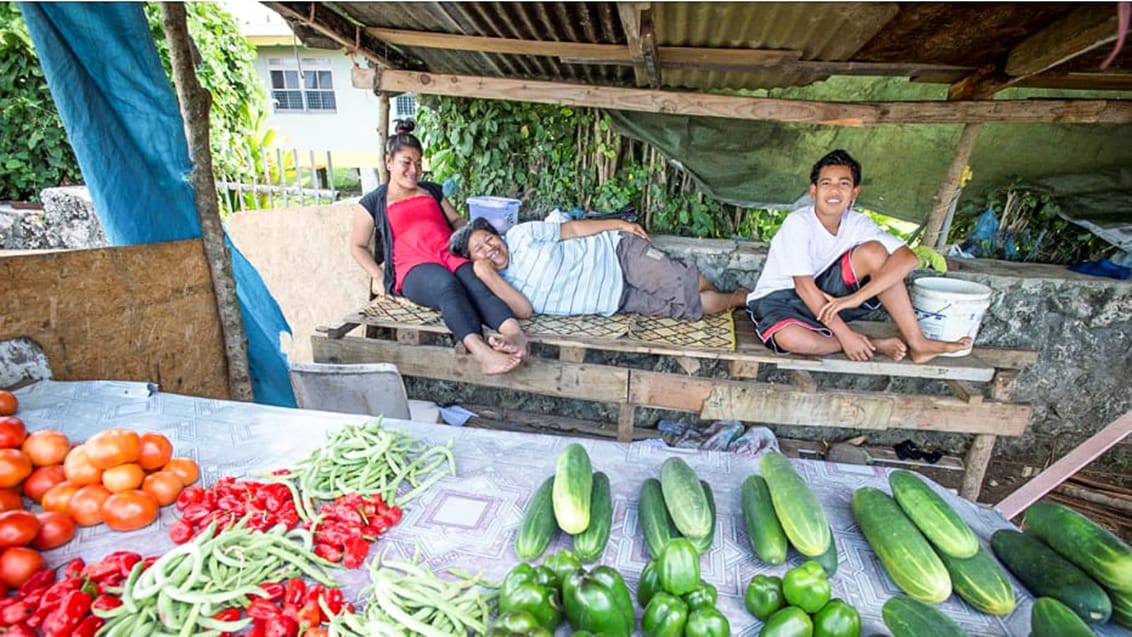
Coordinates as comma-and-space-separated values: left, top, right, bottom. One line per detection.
159, 3, 253, 401
923, 122, 983, 248
376, 92, 390, 185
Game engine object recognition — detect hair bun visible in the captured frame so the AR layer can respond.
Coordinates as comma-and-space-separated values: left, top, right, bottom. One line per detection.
393, 119, 416, 134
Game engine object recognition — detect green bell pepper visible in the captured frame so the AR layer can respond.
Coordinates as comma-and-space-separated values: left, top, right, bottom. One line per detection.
491, 609, 541, 635
637, 558, 663, 607
499, 563, 562, 629
533, 564, 560, 590
570, 633, 595, 637
641, 591, 688, 637
683, 580, 718, 611
744, 573, 784, 620
562, 568, 634, 637
588, 565, 634, 627
760, 606, 814, 637
658, 537, 701, 596
813, 598, 860, 637
544, 549, 583, 584
684, 607, 731, 637
782, 560, 831, 614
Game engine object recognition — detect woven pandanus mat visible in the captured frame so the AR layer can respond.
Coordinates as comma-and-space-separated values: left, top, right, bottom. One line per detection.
520, 313, 634, 340
359, 295, 444, 327
627, 311, 736, 351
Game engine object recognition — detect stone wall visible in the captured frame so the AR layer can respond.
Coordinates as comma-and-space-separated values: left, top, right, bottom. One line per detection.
0, 187, 108, 250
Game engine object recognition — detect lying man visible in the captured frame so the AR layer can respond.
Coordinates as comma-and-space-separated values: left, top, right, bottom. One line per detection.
448, 217, 748, 320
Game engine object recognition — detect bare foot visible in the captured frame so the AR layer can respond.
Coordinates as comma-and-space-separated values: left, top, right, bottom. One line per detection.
479, 348, 523, 374
908, 336, 974, 363
873, 337, 908, 361
489, 332, 529, 359
731, 287, 751, 308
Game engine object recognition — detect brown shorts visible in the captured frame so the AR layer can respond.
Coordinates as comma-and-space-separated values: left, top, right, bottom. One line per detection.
616, 234, 703, 320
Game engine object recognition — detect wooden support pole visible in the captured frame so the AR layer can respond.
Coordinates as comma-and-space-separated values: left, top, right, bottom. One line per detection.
376, 91, 390, 185
159, 3, 253, 402
923, 122, 983, 248
960, 434, 997, 501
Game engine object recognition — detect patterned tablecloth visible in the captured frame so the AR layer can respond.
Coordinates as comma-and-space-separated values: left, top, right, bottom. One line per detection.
11, 381, 1130, 637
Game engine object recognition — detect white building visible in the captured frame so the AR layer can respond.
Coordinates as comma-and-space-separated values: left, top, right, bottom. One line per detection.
224, 0, 416, 192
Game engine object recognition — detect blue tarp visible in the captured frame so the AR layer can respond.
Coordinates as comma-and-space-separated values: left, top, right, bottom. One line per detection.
20, 2, 296, 407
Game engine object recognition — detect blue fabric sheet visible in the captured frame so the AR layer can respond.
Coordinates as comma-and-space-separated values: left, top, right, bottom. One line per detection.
20, 2, 296, 407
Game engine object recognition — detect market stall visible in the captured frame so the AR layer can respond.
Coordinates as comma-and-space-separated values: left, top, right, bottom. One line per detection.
7, 380, 1129, 635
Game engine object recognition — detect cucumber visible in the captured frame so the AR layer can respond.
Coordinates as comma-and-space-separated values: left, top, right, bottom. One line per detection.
990, 529, 1111, 623
882, 595, 971, 637
1031, 597, 1094, 637
553, 443, 593, 534
659, 457, 711, 539
759, 451, 830, 557
515, 475, 558, 560
852, 487, 951, 603
889, 469, 978, 559
812, 524, 838, 577
685, 480, 716, 554
638, 478, 681, 559
1110, 587, 1132, 629
740, 474, 787, 565
937, 544, 1016, 615
1023, 501, 1132, 593
574, 472, 612, 562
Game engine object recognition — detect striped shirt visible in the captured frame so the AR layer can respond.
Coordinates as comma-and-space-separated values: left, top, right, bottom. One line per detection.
501, 221, 624, 316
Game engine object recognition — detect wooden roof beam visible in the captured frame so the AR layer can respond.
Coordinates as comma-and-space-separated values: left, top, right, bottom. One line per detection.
949, 5, 1121, 100
271, 2, 402, 69
368, 68, 1132, 125
616, 2, 648, 87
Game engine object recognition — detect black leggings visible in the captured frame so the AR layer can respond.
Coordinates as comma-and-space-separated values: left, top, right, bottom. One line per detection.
401, 262, 515, 342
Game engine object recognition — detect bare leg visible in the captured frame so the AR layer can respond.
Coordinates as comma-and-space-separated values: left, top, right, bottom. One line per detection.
771, 325, 844, 356
463, 333, 522, 374
698, 276, 750, 315
488, 318, 529, 358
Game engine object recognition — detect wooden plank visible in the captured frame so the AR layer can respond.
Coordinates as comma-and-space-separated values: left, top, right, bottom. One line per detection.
775, 352, 996, 382
990, 370, 1019, 402
462, 403, 661, 441
974, 348, 1038, 370
1005, 6, 1120, 78
946, 380, 984, 404
396, 329, 421, 345
960, 434, 997, 501
313, 335, 629, 403
628, 371, 1030, 436
367, 27, 630, 60
996, 410, 1132, 519
559, 345, 587, 363
270, 3, 400, 68
674, 356, 701, 375
728, 360, 760, 379
374, 69, 1132, 125
316, 321, 358, 339
789, 370, 817, 392
616, 2, 649, 87
617, 403, 636, 443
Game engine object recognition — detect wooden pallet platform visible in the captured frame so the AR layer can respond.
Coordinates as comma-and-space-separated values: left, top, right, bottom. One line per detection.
313, 307, 1036, 501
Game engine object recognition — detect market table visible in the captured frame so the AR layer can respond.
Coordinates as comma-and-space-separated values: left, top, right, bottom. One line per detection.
10, 380, 1128, 636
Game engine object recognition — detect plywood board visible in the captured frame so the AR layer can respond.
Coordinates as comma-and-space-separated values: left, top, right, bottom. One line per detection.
1, 239, 228, 398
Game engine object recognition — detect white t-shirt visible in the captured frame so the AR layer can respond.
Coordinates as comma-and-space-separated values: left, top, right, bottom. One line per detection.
748, 206, 906, 302
502, 221, 624, 316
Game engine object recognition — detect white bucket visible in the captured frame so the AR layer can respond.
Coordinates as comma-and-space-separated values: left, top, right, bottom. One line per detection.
467, 196, 520, 233
910, 277, 993, 357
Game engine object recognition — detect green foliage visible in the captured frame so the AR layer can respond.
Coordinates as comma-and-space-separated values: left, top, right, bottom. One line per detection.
0, 3, 264, 203
0, 4, 81, 202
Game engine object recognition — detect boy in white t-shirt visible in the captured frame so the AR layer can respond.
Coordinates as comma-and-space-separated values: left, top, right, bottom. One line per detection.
746, 149, 972, 362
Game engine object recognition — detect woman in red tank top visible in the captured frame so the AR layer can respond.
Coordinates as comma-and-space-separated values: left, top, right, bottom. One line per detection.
350, 122, 527, 374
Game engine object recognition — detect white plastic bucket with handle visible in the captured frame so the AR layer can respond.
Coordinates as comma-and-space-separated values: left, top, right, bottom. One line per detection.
910, 277, 993, 357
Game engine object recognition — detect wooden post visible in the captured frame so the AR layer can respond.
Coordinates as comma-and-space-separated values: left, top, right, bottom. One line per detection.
159, 3, 253, 401
376, 91, 390, 185
923, 123, 983, 248
960, 434, 996, 501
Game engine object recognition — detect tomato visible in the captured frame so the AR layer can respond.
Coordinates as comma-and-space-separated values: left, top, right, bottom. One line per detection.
0, 391, 16, 417
0, 449, 32, 489
83, 428, 141, 470
69, 484, 112, 526
138, 432, 174, 471
163, 457, 200, 486
22, 464, 66, 502
141, 471, 183, 507
102, 463, 145, 493
101, 490, 158, 531
0, 490, 22, 512
0, 546, 43, 588
41, 481, 79, 516
32, 511, 75, 550
0, 416, 27, 449
63, 445, 103, 486
21, 430, 70, 466
0, 510, 39, 547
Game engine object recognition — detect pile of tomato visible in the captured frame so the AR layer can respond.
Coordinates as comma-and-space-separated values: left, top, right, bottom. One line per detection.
0, 389, 200, 590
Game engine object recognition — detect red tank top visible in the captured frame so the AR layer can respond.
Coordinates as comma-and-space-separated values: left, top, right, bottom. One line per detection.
388, 194, 469, 292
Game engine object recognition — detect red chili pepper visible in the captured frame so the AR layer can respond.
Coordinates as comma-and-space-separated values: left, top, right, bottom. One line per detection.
62, 558, 85, 581
17, 568, 55, 596
321, 588, 344, 616
212, 608, 242, 622
302, 628, 329, 637
246, 624, 266, 637
5, 623, 36, 637
296, 598, 322, 629
1, 600, 36, 626
247, 598, 282, 621
176, 485, 205, 509
72, 615, 104, 637
169, 519, 195, 544
92, 594, 122, 612
341, 536, 369, 570
257, 582, 285, 602
312, 543, 342, 563
284, 578, 306, 607
42, 589, 92, 635
180, 502, 211, 525
263, 614, 299, 637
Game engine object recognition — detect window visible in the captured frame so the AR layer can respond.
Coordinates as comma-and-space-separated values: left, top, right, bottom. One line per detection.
267, 57, 336, 113
394, 94, 417, 120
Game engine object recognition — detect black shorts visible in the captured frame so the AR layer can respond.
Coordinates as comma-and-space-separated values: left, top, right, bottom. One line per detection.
748, 249, 881, 354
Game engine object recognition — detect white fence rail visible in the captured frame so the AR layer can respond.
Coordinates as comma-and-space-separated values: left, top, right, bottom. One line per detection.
215, 148, 338, 213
